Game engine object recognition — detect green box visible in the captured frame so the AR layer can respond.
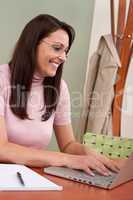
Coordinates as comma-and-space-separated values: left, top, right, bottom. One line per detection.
83, 132, 133, 158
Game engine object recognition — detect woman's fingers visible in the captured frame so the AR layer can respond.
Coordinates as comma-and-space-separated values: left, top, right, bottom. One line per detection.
89, 159, 111, 176
84, 167, 95, 176
111, 158, 127, 169
84, 150, 119, 174
98, 155, 119, 172
90, 151, 119, 172
80, 155, 111, 176
67, 153, 120, 177
84, 160, 110, 176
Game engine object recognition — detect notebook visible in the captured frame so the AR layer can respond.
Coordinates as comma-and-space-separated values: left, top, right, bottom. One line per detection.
0, 164, 62, 191
44, 152, 133, 189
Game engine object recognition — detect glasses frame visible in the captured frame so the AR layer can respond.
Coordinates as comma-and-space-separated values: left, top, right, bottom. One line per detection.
41, 40, 69, 59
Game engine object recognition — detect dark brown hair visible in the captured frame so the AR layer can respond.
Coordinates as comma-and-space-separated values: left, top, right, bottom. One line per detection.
9, 14, 75, 121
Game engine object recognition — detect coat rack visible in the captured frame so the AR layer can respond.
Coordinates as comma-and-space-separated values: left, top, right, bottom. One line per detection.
111, 0, 133, 136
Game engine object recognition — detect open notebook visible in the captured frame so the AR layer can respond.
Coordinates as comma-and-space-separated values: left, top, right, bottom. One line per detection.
0, 164, 62, 191
44, 152, 133, 189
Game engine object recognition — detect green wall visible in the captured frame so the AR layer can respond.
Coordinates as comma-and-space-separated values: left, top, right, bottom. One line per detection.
0, 0, 95, 150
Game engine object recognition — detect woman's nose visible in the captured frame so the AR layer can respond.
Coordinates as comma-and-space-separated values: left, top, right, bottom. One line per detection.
58, 52, 67, 62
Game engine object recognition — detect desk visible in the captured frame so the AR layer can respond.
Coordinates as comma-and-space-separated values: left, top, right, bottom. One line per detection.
0, 168, 132, 200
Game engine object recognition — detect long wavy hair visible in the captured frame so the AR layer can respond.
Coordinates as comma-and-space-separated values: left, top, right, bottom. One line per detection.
9, 14, 75, 121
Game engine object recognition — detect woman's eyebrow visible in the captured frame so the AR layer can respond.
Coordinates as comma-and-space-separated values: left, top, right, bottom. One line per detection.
51, 41, 69, 49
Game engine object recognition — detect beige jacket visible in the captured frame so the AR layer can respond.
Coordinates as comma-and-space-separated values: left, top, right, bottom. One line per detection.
80, 35, 121, 137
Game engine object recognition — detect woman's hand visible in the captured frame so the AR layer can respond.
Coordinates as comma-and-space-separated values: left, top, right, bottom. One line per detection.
111, 158, 127, 169
64, 146, 120, 176
54, 124, 122, 176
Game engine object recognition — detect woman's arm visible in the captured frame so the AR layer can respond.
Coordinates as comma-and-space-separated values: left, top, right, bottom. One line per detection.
0, 116, 107, 176
54, 124, 120, 174
54, 123, 85, 154
0, 116, 119, 176
0, 116, 69, 167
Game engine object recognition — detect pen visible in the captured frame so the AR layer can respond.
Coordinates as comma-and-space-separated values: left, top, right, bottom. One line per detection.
17, 172, 25, 186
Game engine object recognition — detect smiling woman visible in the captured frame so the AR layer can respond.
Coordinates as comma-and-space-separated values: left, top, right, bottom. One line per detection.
36, 29, 69, 77
0, 14, 120, 176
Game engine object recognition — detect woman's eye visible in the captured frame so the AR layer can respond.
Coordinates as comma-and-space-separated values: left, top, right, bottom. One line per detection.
53, 46, 61, 51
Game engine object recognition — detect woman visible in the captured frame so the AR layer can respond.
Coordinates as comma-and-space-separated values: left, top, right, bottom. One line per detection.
0, 14, 118, 176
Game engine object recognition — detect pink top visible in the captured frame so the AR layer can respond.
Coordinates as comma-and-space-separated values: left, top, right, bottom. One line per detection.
0, 64, 71, 149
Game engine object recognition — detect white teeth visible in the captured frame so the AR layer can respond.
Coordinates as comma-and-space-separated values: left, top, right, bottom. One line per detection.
50, 62, 59, 68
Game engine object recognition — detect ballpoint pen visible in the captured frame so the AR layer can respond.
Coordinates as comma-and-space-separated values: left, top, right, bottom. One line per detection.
17, 172, 25, 186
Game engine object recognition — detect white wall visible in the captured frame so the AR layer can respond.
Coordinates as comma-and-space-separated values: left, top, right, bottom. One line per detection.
118, 0, 133, 138
86, 0, 111, 59
121, 57, 133, 138
83, 0, 111, 103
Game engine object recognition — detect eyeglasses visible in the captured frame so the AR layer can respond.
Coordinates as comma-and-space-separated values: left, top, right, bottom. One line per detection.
41, 40, 69, 58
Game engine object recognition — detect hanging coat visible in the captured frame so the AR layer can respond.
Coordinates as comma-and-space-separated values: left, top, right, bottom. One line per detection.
80, 34, 121, 136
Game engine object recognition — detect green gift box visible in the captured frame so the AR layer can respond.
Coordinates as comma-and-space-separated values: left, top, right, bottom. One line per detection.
83, 132, 133, 158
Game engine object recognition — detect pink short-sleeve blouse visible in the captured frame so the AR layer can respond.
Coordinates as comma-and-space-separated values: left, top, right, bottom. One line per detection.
0, 64, 71, 149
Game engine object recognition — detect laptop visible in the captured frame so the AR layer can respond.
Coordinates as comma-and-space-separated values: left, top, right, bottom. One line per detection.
44, 152, 133, 189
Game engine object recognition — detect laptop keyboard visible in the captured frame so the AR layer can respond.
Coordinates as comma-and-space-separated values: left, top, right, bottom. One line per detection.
44, 167, 117, 188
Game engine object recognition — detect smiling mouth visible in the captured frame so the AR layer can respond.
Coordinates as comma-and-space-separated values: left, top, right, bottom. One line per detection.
49, 61, 60, 69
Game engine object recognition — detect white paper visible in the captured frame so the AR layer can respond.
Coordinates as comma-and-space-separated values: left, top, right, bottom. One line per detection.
0, 164, 63, 191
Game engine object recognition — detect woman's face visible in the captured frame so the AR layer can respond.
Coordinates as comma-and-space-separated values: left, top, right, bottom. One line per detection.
36, 29, 69, 77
